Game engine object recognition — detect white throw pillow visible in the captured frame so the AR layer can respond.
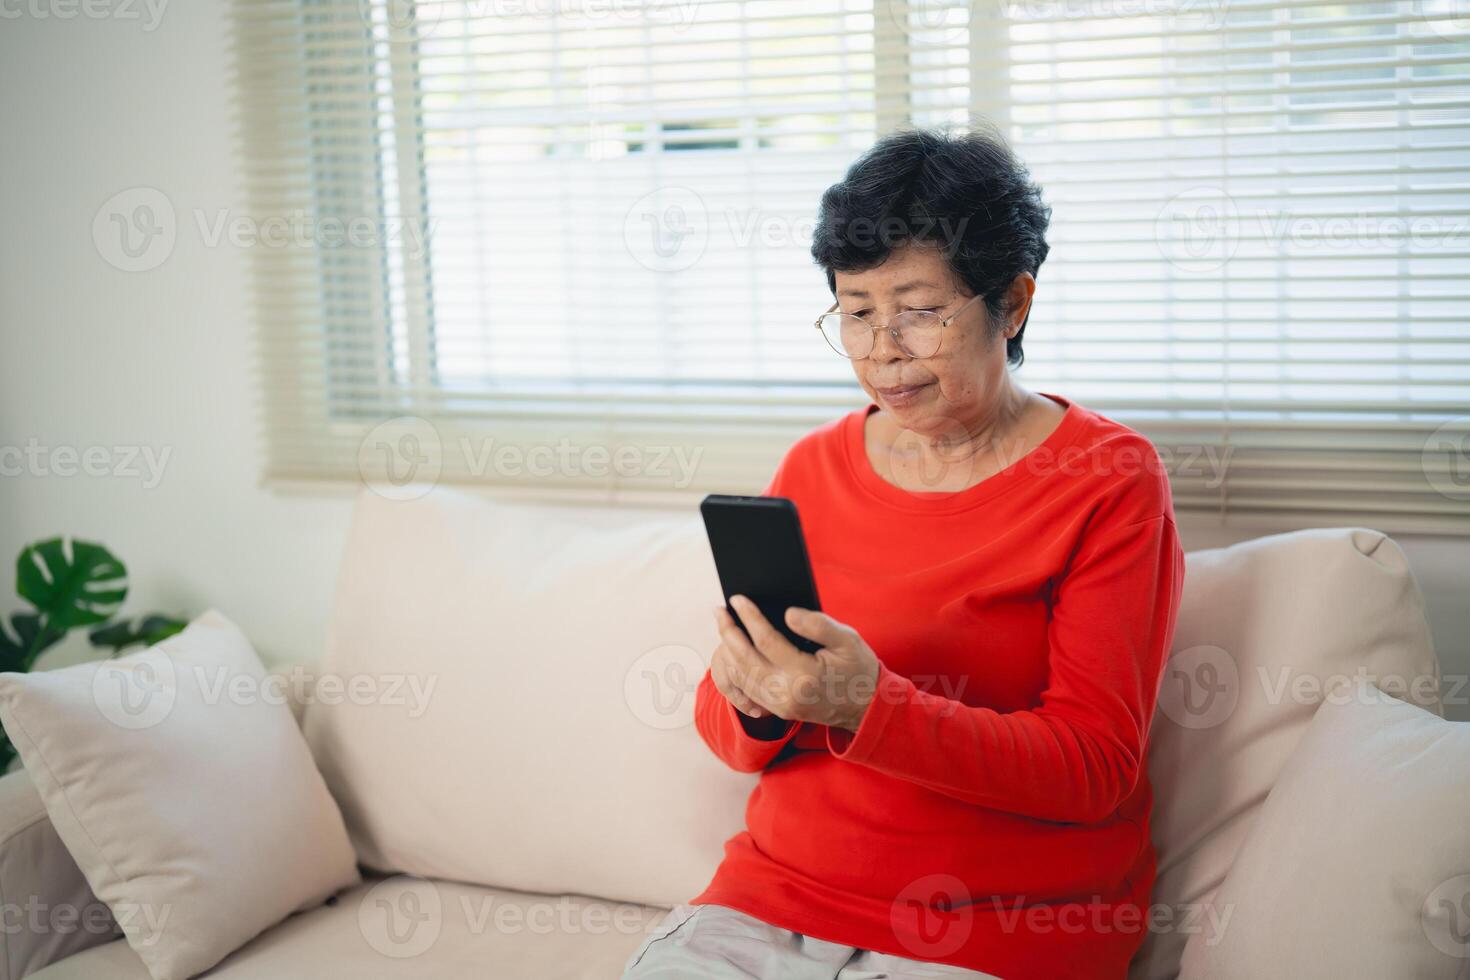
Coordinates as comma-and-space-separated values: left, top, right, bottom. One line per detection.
1179, 680, 1470, 978
1134, 528, 1441, 980
303, 488, 757, 909
0, 611, 360, 980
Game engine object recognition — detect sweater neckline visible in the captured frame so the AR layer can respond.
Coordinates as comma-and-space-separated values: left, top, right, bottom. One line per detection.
842, 392, 1085, 514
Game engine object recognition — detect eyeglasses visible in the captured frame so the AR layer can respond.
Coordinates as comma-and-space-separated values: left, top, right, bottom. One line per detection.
814, 292, 985, 359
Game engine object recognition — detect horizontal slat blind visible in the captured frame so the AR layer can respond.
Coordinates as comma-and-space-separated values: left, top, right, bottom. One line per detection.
236, 0, 1470, 530
237, 0, 878, 503
898, 0, 1470, 531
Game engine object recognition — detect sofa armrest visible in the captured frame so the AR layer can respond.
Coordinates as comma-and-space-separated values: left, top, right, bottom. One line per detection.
0, 768, 119, 979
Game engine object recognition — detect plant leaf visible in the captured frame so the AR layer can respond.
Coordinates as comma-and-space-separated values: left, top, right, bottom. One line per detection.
0, 621, 21, 674
0, 613, 65, 673
89, 614, 187, 655
16, 538, 128, 632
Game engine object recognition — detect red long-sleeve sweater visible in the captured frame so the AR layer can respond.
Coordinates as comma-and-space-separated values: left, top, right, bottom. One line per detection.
690, 394, 1185, 980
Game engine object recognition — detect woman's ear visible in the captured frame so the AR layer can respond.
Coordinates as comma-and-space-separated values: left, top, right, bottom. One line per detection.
1003, 272, 1037, 338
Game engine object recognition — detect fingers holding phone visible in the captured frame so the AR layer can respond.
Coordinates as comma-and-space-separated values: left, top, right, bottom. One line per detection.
700, 494, 878, 733
709, 612, 769, 718
713, 595, 879, 733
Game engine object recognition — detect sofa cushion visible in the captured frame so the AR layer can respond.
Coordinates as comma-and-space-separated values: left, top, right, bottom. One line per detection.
28, 878, 666, 980
303, 488, 755, 909
1179, 681, 1470, 978
0, 612, 360, 980
1131, 528, 1441, 980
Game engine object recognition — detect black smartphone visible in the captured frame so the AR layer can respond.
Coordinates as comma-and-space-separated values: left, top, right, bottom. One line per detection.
700, 494, 823, 654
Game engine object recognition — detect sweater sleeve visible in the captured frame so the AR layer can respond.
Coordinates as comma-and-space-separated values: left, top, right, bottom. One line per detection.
692, 452, 804, 772
825, 494, 1184, 824
694, 670, 804, 772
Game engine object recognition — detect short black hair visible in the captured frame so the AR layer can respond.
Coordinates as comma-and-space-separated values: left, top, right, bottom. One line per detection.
810, 123, 1051, 366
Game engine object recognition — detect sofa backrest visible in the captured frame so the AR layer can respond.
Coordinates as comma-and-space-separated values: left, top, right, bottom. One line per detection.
302, 489, 1440, 979
302, 488, 756, 910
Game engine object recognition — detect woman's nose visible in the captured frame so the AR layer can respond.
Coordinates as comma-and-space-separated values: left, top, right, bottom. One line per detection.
867, 322, 908, 362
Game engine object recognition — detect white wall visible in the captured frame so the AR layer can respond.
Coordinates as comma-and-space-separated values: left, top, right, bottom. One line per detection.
0, 0, 353, 666
2, 1, 1467, 716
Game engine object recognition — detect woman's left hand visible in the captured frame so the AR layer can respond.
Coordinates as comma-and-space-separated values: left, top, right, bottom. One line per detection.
712, 594, 880, 732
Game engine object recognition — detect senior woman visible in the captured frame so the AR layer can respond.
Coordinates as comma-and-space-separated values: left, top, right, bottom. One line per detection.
623, 127, 1184, 980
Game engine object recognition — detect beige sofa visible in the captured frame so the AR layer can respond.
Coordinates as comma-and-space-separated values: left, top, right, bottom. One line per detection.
0, 492, 1444, 980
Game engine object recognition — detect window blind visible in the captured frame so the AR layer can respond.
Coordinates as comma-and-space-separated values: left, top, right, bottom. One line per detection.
235, 0, 1470, 532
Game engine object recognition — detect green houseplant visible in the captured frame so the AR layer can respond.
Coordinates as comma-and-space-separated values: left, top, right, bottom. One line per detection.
0, 537, 186, 771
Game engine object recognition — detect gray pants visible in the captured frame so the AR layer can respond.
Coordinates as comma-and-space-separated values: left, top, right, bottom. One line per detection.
621, 903, 999, 979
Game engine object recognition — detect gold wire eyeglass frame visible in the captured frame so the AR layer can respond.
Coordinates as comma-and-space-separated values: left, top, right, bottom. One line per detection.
813, 292, 986, 359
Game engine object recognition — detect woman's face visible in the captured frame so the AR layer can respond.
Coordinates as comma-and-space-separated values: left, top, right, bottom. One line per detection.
833, 244, 1024, 438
